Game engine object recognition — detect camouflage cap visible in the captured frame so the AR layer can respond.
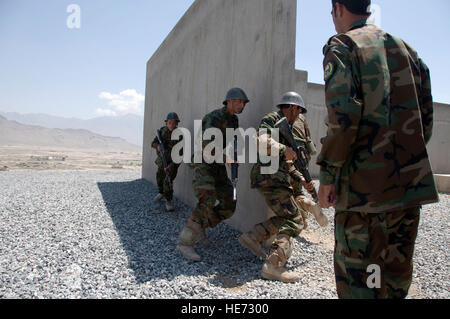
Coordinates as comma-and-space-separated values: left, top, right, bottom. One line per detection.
332, 0, 371, 15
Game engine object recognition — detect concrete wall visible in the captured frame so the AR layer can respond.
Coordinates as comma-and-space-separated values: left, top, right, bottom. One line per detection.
143, 0, 298, 233
428, 103, 450, 174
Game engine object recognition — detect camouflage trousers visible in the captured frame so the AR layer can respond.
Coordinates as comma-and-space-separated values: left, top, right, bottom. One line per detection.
255, 184, 305, 241
334, 207, 421, 299
291, 176, 304, 197
156, 163, 179, 201
189, 163, 236, 229
291, 179, 311, 229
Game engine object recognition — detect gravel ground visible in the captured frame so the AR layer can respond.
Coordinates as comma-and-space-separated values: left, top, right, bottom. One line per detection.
0, 170, 448, 299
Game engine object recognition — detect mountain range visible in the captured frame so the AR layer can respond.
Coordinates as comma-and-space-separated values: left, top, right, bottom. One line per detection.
0, 111, 143, 146
0, 115, 140, 152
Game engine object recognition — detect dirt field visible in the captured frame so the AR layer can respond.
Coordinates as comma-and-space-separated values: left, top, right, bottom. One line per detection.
0, 145, 142, 171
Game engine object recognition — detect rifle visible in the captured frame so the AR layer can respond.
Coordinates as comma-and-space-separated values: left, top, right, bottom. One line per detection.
156, 129, 173, 190
275, 117, 318, 201
231, 135, 238, 201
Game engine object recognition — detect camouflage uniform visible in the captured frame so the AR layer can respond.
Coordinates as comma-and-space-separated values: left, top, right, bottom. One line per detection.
189, 106, 238, 229
177, 88, 248, 262
292, 115, 314, 165
151, 126, 181, 201
291, 115, 317, 228
249, 110, 306, 269
317, 19, 439, 298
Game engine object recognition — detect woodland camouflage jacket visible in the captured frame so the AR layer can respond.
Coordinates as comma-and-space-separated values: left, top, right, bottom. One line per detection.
317, 19, 439, 212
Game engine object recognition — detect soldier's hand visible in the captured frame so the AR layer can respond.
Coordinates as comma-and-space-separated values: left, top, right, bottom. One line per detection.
284, 147, 297, 161
157, 145, 161, 153
301, 179, 315, 194
318, 184, 336, 209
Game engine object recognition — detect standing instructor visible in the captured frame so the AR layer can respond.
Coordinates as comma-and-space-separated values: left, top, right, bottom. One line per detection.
317, 0, 439, 298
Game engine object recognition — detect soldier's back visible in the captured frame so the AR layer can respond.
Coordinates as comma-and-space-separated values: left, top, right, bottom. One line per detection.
324, 22, 438, 212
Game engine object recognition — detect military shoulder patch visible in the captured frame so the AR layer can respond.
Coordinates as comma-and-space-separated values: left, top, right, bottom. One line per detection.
324, 61, 335, 82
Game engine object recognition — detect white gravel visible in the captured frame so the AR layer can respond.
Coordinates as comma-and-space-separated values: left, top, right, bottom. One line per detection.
0, 170, 448, 299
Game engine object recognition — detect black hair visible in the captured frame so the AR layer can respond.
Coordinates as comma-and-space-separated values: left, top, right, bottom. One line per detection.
332, 0, 371, 16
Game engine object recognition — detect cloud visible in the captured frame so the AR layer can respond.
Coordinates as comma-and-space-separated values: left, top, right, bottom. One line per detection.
96, 89, 144, 116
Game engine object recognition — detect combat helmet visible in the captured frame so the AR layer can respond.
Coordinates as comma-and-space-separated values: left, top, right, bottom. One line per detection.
223, 88, 250, 105
165, 112, 180, 122
277, 92, 307, 113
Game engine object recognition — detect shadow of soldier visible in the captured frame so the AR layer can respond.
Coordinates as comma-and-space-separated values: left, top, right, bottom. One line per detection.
96, 178, 263, 286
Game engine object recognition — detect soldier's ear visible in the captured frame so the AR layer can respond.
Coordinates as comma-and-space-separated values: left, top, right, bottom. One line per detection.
335, 2, 345, 17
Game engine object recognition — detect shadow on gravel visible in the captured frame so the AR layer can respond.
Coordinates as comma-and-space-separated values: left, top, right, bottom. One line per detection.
97, 179, 264, 286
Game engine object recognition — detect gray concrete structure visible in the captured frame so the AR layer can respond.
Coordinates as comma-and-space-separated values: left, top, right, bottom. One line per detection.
428, 103, 450, 193
143, 0, 450, 232
428, 103, 450, 175
434, 174, 450, 193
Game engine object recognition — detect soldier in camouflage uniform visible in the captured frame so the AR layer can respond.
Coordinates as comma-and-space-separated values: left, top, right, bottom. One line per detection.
291, 112, 328, 228
240, 92, 316, 283
151, 112, 182, 212
317, 0, 439, 298
176, 88, 249, 262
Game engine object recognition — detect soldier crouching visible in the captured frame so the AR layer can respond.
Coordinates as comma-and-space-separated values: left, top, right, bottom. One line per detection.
240, 92, 314, 283
176, 88, 250, 262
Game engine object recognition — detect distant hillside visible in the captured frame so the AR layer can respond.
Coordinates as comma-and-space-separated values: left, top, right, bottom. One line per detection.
0, 112, 143, 146
0, 115, 140, 152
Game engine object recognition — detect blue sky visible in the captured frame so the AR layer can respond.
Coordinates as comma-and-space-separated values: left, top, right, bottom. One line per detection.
0, 0, 449, 119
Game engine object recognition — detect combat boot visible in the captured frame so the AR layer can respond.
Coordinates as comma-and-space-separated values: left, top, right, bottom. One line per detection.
154, 193, 164, 201
261, 234, 300, 283
296, 195, 328, 227
300, 209, 308, 230
166, 200, 175, 212
310, 204, 328, 227
176, 220, 202, 261
238, 225, 270, 259
197, 229, 211, 247
261, 263, 301, 283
